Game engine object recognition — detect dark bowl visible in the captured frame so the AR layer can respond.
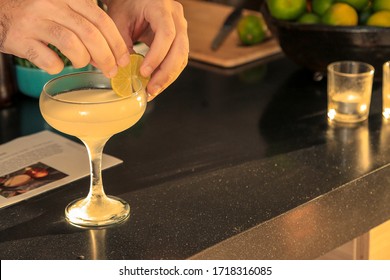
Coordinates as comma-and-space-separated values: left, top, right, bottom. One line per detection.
261, 5, 390, 80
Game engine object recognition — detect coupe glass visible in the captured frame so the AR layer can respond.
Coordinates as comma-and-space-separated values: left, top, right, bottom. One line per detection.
39, 71, 147, 227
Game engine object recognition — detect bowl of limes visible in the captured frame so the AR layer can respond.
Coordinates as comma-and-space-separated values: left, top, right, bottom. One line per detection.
263, 0, 390, 79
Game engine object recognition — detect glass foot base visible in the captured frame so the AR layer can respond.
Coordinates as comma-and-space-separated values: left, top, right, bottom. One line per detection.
65, 195, 130, 228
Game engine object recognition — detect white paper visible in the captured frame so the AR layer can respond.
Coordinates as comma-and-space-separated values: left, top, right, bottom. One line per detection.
0, 130, 122, 209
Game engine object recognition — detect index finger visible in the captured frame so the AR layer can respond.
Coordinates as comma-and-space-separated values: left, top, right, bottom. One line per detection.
140, 7, 177, 78
69, 0, 130, 68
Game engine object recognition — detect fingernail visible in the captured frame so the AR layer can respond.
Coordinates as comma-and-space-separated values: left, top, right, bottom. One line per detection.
147, 93, 154, 101
148, 84, 161, 96
141, 65, 153, 77
118, 54, 130, 67
108, 66, 118, 78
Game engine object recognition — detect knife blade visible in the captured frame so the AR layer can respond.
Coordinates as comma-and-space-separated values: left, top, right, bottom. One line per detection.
211, 4, 244, 51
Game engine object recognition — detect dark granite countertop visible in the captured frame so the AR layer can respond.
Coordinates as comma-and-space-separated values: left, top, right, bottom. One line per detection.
1, 57, 390, 259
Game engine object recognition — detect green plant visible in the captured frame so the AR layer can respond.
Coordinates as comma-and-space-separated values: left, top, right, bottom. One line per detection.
14, 45, 71, 68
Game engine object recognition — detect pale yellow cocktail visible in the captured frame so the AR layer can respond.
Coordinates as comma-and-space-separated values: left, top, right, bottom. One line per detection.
41, 88, 145, 139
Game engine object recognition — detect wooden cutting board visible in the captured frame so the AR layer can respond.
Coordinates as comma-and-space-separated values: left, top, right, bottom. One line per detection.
180, 0, 282, 68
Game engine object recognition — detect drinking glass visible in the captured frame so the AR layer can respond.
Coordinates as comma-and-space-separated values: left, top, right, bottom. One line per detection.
382, 61, 390, 120
39, 72, 147, 227
327, 61, 374, 123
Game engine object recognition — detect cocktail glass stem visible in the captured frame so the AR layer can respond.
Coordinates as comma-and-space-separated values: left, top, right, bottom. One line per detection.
85, 137, 109, 202
64, 137, 130, 227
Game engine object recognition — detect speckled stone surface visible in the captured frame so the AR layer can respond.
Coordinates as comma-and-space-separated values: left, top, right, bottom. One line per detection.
1, 57, 389, 259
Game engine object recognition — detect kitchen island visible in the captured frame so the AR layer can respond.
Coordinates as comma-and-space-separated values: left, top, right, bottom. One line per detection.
0, 56, 389, 259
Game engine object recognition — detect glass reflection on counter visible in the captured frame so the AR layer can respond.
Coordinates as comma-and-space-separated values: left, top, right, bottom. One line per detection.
379, 119, 390, 156
326, 121, 372, 175
89, 229, 107, 260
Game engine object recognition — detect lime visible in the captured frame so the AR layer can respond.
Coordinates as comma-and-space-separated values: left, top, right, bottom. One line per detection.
366, 10, 390, 26
312, 0, 335, 16
237, 14, 266, 45
266, 0, 306, 20
297, 12, 321, 23
111, 53, 150, 97
372, 0, 390, 12
336, 0, 369, 11
322, 3, 359, 25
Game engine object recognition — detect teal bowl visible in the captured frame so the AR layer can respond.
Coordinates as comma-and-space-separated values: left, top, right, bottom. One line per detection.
15, 65, 92, 98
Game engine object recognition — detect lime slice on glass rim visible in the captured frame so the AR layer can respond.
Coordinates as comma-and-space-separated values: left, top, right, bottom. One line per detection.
111, 53, 150, 97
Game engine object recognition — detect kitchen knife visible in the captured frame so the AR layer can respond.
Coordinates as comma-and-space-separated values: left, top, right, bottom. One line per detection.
211, 4, 244, 51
